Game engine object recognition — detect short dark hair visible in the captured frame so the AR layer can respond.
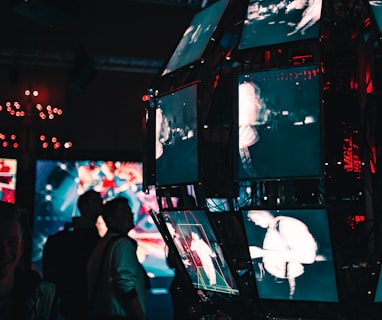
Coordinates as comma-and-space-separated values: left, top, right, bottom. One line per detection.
77, 189, 102, 216
102, 197, 132, 222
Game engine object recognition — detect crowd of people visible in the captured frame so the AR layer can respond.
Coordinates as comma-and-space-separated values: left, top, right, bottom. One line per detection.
0, 192, 154, 320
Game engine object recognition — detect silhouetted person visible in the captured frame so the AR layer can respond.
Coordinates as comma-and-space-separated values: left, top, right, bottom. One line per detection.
87, 196, 147, 320
0, 201, 56, 319
43, 189, 103, 319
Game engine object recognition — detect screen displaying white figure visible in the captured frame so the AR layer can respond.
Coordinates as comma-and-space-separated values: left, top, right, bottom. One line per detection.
239, 0, 322, 50
190, 229, 217, 287
241, 208, 338, 302
161, 0, 229, 76
235, 65, 322, 180
161, 209, 240, 295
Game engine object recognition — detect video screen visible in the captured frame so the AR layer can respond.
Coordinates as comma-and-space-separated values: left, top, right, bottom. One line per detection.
241, 207, 338, 302
0, 157, 17, 204
238, 0, 323, 50
161, 0, 229, 76
369, 1, 382, 33
374, 265, 382, 302
160, 209, 240, 295
235, 64, 322, 181
156, 83, 198, 187
32, 159, 174, 279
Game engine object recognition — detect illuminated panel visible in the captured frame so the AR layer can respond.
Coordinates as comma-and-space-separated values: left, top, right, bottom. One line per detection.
160, 208, 240, 296
155, 82, 198, 186
238, 0, 323, 50
161, 0, 229, 76
32, 159, 173, 279
241, 207, 339, 302
235, 64, 323, 181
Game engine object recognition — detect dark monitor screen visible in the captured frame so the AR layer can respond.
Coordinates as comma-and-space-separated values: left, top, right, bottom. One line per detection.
160, 208, 240, 295
161, 0, 229, 76
0, 157, 17, 204
238, 0, 323, 50
32, 159, 173, 279
235, 64, 322, 181
241, 207, 339, 302
156, 83, 198, 187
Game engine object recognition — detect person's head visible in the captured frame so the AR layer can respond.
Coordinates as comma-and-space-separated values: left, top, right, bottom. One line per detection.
102, 197, 134, 233
0, 202, 24, 280
247, 210, 274, 228
77, 189, 103, 223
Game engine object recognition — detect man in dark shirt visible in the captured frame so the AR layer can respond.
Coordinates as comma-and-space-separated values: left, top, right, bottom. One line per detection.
43, 189, 103, 319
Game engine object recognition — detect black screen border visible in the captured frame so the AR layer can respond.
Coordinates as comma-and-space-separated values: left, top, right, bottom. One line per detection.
237, 0, 324, 51
233, 63, 324, 182
238, 204, 341, 305
155, 81, 200, 187
158, 207, 241, 297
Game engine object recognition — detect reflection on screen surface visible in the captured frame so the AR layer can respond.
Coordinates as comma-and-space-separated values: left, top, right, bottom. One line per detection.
236, 64, 322, 181
156, 83, 198, 186
239, 0, 322, 50
32, 159, 173, 278
161, 0, 229, 76
241, 208, 338, 302
160, 209, 240, 295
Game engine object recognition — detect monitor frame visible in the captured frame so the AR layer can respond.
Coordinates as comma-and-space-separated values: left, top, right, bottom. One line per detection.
160, 0, 230, 77
238, 0, 324, 51
158, 207, 241, 296
155, 81, 200, 187
239, 205, 340, 303
234, 63, 324, 182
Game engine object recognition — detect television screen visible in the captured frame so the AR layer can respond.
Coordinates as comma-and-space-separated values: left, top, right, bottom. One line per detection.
161, 0, 229, 76
0, 157, 17, 204
160, 208, 240, 295
240, 207, 338, 302
238, 0, 323, 50
235, 64, 323, 181
32, 159, 174, 280
369, 1, 382, 33
156, 82, 198, 186
375, 265, 382, 302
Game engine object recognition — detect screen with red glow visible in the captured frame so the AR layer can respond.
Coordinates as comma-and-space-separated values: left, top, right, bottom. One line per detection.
161, 0, 229, 76
235, 64, 323, 181
160, 208, 240, 296
32, 159, 173, 279
238, 0, 322, 50
0, 157, 17, 204
241, 207, 339, 302
156, 83, 198, 187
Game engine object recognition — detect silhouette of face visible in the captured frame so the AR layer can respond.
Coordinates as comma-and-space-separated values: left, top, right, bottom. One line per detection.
0, 219, 23, 279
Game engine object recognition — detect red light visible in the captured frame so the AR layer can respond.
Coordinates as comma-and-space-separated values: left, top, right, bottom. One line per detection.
142, 95, 150, 102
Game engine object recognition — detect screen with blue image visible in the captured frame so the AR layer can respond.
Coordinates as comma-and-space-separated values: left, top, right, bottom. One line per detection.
238, 0, 323, 50
240, 207, 339, 302
159, 208, 240, 296
32, 159, 174, 279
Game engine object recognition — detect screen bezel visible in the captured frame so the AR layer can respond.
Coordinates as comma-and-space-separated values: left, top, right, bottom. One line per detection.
239, 205, 340, 303
159, 208, 241, 296
237, 0, 323, 51
155, 81, 200, 187
234, 63, 324, 182
160, 0, 230, 77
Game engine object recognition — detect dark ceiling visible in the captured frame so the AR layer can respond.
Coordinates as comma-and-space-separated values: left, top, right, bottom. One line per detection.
0, 0, 201, 73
